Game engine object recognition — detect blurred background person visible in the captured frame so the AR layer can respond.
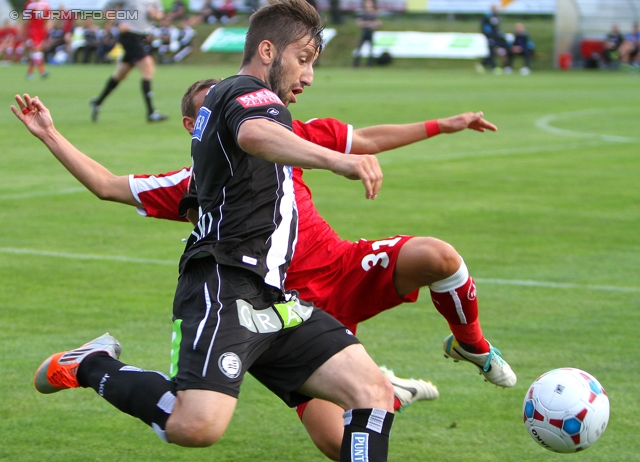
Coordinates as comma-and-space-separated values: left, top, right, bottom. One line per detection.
618, 21, 640, 68
477, 4, 502, 74
23, 0, 51, 79
352, 0, 381, 67
89, 0, 168, 123
504, 22, 534, 75
602, 24, 623, 68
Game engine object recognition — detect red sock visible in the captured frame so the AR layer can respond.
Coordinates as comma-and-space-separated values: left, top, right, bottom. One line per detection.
429, 261, 490, 354
393, 396, 402, 411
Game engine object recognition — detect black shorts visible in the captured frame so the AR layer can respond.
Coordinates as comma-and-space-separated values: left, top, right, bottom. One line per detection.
118, 31, 149, 64
170, 257, 360, 407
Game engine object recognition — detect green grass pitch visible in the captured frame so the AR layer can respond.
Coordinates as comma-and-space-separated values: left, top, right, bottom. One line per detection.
0, 62, 639, 461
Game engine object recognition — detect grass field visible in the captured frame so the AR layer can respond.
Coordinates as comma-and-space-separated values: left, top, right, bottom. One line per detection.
1, 61, 639, 461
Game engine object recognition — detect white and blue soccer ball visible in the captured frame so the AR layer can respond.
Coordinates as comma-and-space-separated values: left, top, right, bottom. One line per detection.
523, 368, 609, 453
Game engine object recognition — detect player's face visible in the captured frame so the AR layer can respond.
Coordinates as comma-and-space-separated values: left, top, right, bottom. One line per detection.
268, 35, 317, 106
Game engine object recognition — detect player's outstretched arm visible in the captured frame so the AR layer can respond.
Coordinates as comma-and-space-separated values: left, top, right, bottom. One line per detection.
350, 112, 497, 154
11, 93, 139, 207
238, 118, 382, 199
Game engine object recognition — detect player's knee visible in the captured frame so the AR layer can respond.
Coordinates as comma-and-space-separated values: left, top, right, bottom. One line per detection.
418, 237, 462, 276
165, 416, 225, 447
356, 372, 395, 411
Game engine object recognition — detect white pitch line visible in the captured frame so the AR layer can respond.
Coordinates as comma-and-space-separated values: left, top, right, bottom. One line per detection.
0, 187, 87, 201
1, 247, 637, 293
0, 247, 176, 266
475, 278, 640, 293
535, 109, 637, 142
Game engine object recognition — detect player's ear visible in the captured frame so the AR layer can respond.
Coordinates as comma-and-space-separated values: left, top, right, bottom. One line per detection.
257, 40, 276, 65
183, 116, 195, 134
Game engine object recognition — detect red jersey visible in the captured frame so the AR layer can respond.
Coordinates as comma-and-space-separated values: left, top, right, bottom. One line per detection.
130, 167, 191, 221
131, 118, 354, 272
24, 1, 50, 33
23, 0, 50, 46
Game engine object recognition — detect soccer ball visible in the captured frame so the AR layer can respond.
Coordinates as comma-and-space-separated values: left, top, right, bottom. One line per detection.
523, 368, 609, 453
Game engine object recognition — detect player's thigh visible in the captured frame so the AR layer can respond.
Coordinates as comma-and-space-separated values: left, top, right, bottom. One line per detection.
298, 343, 394, 411
324, 235, 419, 328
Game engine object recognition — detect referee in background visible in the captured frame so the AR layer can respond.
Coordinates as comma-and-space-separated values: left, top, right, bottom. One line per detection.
90, 0, 168, 123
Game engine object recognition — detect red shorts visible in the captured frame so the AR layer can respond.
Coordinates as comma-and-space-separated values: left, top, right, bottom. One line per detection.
27, 31, 47, 48
292, 235, 419, 419
287, 235, 419, 334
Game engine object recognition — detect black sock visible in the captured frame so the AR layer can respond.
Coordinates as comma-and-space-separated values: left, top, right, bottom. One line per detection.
78, 353, 175, 441
341, 408, 394, 462
95, 77, 119, 105
141, 79, 154, 115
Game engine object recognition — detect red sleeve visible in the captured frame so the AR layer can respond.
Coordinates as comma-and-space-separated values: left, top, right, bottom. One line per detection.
130, 167, 191, 221
292, 118, 352, 153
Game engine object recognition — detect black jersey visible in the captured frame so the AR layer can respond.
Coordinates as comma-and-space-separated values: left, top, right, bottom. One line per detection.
182, 75, 298, 291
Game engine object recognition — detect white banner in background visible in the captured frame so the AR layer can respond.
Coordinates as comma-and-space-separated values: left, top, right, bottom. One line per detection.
366, 32, 488, 59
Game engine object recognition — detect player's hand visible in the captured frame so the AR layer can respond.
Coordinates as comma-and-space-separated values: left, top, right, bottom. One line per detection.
332, 154, 382, 200
11, 93, 55, 139
438, 112, 498, 134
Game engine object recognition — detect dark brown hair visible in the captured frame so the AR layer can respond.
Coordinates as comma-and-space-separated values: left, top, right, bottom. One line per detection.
180, 78, 222, 117
241, 0, 324, 66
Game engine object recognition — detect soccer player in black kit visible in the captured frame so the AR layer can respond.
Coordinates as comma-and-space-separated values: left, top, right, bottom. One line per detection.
89, 0, 168, 123
33, 0, 396, 460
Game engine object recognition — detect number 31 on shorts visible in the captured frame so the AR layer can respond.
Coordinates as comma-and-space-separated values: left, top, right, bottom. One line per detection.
361, 237, 402, 271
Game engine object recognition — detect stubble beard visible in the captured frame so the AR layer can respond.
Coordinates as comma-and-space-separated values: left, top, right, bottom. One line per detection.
267, 57, 291, 106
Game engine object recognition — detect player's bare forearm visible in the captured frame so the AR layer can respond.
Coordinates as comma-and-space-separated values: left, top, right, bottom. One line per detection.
12, 94, 139, 207
351, 112, 497, 154
39, 131, 138, 207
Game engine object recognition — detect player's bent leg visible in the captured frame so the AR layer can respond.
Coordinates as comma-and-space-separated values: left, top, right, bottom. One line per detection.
165, 389, 237, 447
393, 236, 461, 297
299, 344, 395, 462
301, 399, 345, 461
299, 344, 394, 411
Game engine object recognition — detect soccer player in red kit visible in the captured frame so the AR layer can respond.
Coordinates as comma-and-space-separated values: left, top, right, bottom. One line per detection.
23, 0, 50, 79
14, 81, 515, 460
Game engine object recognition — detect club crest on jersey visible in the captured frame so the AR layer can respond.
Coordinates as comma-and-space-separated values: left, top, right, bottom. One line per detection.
468, 279, 477, 301
236, 89, 283, 108
218, 352, 241, 379
192, 106, 211, 142
267, 108, 280, 116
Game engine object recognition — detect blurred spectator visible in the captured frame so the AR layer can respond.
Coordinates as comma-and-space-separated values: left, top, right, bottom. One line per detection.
80, 17, 101, 63
167, 0, 187, 21
0, 20, 21, 64
58, 5, 75, 37
504, 22, 534, 75
43, 20, 70, 64
618, 21, 640, 68
329, 0, 343, 25
151, 17, 195, 64
96, 21, 119, 63
214, 0, 238, 23
197, 0, 238, 24
352, 0, 381, 67
477, 4, 503, 73
602, 24, 623, 68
